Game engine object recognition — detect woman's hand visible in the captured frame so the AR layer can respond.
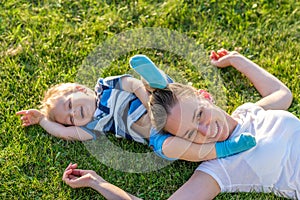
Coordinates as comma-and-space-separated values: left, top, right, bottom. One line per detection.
62, 163, 101, 189
16, 109, 44, 126
63, 163, 142, 199
210, 49, 239, 68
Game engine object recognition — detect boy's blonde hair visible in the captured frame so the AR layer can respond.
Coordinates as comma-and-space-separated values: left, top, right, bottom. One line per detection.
40, 83, 93, 122
148, 83, 197, 132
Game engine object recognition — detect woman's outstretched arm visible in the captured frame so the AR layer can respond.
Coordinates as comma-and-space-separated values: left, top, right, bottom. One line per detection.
62, 163, 142, 200
62, 163, 220, 200
211, 49, 293, 110
168, 170, 220, 200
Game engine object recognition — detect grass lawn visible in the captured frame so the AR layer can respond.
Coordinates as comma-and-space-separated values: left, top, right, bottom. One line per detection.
1, 0, 299, 199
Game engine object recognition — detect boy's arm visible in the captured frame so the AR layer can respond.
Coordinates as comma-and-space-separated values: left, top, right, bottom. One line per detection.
39, 117, 94, 141
17, 109, 93, 141
211, 49, 293, 110
121, 77, 150, 110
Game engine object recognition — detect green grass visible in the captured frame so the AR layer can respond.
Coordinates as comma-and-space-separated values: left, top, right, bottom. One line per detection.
1, 0, 299, 199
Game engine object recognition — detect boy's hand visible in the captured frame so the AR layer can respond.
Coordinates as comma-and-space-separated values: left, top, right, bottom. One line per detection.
16, 109, 44, 126
210, 49, 239, 68
62, 163, 100, 188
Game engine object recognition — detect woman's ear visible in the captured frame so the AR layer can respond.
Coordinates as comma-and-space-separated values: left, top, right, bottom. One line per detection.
195, 89, 214, 103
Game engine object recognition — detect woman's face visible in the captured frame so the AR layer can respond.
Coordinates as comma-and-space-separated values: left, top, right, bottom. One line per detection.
164, 96, 237, 144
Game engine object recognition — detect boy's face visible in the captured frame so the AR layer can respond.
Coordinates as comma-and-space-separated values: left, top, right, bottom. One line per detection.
164, 96, 237, 144
52, 91, 96, 126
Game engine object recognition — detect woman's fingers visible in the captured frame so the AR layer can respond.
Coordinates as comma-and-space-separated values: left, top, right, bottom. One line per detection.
65, 163, 73, 170
16, 110, 27, 115
63, 169, 73, 182
210, 49, 229, 61
71, 169, 87, 176
210, 51, 219, 60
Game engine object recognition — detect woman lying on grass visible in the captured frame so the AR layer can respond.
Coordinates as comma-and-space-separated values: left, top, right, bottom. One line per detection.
17, 55, 255, 162
63, 49, 299, 199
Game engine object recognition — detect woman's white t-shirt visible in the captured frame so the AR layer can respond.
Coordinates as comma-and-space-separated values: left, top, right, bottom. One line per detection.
197, 103, 300, 199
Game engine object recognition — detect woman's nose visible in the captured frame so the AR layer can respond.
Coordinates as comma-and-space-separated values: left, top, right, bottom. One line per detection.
197, 124, 209, 136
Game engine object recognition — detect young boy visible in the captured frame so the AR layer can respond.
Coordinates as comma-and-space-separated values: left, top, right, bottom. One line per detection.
17, 55, 256, 161
17, 75, 151, 143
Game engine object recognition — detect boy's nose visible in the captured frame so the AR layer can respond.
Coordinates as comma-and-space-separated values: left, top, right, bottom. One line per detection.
70, 108, 79, 117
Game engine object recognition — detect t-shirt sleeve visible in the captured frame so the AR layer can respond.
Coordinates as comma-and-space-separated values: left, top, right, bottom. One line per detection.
149, 127, 177, 161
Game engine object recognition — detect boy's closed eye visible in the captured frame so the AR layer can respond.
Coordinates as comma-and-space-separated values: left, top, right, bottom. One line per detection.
68, 98, 75, 125
68, 99, 72, 109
